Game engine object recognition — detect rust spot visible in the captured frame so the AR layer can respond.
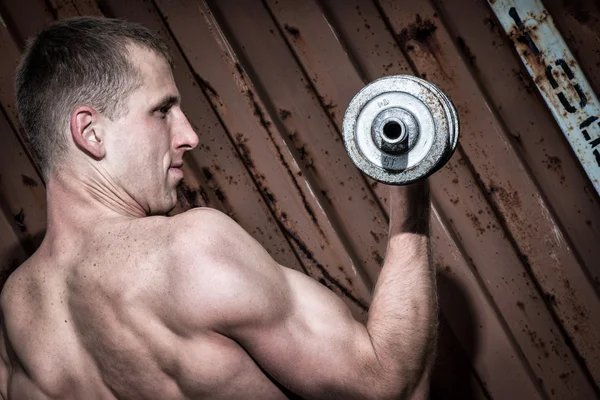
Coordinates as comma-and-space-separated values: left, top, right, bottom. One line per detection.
279, 109, 291, 120
456, 36, 476, 65
324, 101, 336, 112
197, 166, 227, 211
397, 14, 437, 49
525, 326, 548, 356
214, 188, 225, 202
192, 71, 218, 98
284, 24, 300, 39
483, 16, 497, 30
370, 230, 380, 243
246, 89, 271, 130
262, 186, 276, 204
545, 292, 558, 306
513, 69, 535, 94
543, 155, 565, 183
488, 180, 522, 211
21, 175, 38, 187
320, 190, 332, 204
177, 181, 209, 209
546, 155, 562, 170
507, 10, 544, 65
234, 62, 243, 75
466, 211, 485, 235
235, 133, 255, 169
372, 250, 384, 265
201, 167, 213, 181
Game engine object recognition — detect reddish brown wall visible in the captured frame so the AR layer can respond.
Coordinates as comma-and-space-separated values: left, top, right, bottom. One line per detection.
0, 0, 598, 398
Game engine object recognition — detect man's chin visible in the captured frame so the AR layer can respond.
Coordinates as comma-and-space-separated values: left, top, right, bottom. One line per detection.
146, 191, 178, 216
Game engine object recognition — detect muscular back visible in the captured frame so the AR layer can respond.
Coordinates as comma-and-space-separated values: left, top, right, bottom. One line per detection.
1, 204, 434, 400
0, 210, 288, 399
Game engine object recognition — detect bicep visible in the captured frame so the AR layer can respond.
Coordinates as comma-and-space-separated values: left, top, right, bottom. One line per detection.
178, 209, 385, 398
224, 264, 382, 399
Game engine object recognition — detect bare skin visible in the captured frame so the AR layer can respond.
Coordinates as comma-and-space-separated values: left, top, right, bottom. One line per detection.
0, 45, 437, 399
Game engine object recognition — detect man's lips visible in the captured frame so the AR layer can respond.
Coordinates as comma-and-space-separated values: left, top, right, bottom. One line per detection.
169, 163, 184, 178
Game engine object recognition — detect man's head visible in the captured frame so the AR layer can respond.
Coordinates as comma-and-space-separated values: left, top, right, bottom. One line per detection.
16, 17, 198, 214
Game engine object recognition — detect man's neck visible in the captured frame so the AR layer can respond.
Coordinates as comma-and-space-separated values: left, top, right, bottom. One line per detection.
43, 171, 146, 249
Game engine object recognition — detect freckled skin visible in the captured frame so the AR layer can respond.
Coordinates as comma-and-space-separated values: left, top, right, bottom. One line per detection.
0, 44, 436, 399
0, 45, 292, 399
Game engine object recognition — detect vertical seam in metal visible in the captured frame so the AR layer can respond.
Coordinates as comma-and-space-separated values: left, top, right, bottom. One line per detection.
313, 0, 390, 220
314, 0, 369, 85
458, 142, 597, 397
433, 0, 600, 303
436, 0, 600, 388
432, 196, 547, 399
367, 0, 592, 395
367, 4, 543, 392
293, 1, 538, 395
261, 0, 392, 291
370, 0, 422, 79
149, 0, 310, 277
206, 0, 374, 292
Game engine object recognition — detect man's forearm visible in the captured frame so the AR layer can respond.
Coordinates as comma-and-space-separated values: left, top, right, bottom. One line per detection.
366, 181, 438, 397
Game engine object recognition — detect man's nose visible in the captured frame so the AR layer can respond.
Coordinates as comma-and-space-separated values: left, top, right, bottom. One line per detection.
174, 110, 199, 151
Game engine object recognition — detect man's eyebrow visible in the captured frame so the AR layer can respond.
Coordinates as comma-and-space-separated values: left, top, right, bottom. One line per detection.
151, 95, 180, 112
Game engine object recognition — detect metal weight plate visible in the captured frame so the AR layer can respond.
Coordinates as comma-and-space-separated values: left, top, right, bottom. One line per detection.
343, 75, 459, 185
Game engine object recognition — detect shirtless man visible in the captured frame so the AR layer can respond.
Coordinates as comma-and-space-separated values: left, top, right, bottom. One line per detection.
0, 17, 437, 399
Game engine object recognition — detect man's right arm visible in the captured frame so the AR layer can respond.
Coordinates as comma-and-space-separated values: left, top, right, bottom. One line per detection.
367, 181, 438, 398
172, 182, 437, 398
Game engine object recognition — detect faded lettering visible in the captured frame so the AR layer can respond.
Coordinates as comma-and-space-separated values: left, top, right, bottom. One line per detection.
509, 7, 600, 167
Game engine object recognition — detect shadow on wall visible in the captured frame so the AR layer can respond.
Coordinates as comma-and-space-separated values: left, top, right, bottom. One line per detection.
430, 269, 486, 399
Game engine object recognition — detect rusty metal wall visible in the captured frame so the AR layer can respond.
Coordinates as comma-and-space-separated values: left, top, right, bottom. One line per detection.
0, 0, 598, 398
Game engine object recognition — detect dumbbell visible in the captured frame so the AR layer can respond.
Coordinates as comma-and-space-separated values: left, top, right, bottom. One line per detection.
343, 75, 459, 185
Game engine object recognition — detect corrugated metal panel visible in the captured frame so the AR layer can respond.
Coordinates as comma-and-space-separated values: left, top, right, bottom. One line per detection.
0, 0, 598, 398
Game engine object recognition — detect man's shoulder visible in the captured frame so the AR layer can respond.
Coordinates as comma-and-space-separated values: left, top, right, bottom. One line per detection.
167, 207, 242, 258
170, 206, 235, 236
162, 207, 289, 333
158, 207, 269, 329
0, 257, 37, 313
164, 207, 256, 292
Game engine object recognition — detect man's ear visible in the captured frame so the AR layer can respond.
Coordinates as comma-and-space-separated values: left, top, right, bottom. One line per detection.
70, 106, 106, 160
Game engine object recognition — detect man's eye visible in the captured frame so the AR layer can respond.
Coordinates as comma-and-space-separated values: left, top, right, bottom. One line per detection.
158, 106, 171, 117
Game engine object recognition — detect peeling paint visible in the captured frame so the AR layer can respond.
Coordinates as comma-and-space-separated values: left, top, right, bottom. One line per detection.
490, 0, 600, 196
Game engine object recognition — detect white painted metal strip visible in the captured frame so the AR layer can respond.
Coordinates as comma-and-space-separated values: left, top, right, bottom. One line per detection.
488, 0, 600, 196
